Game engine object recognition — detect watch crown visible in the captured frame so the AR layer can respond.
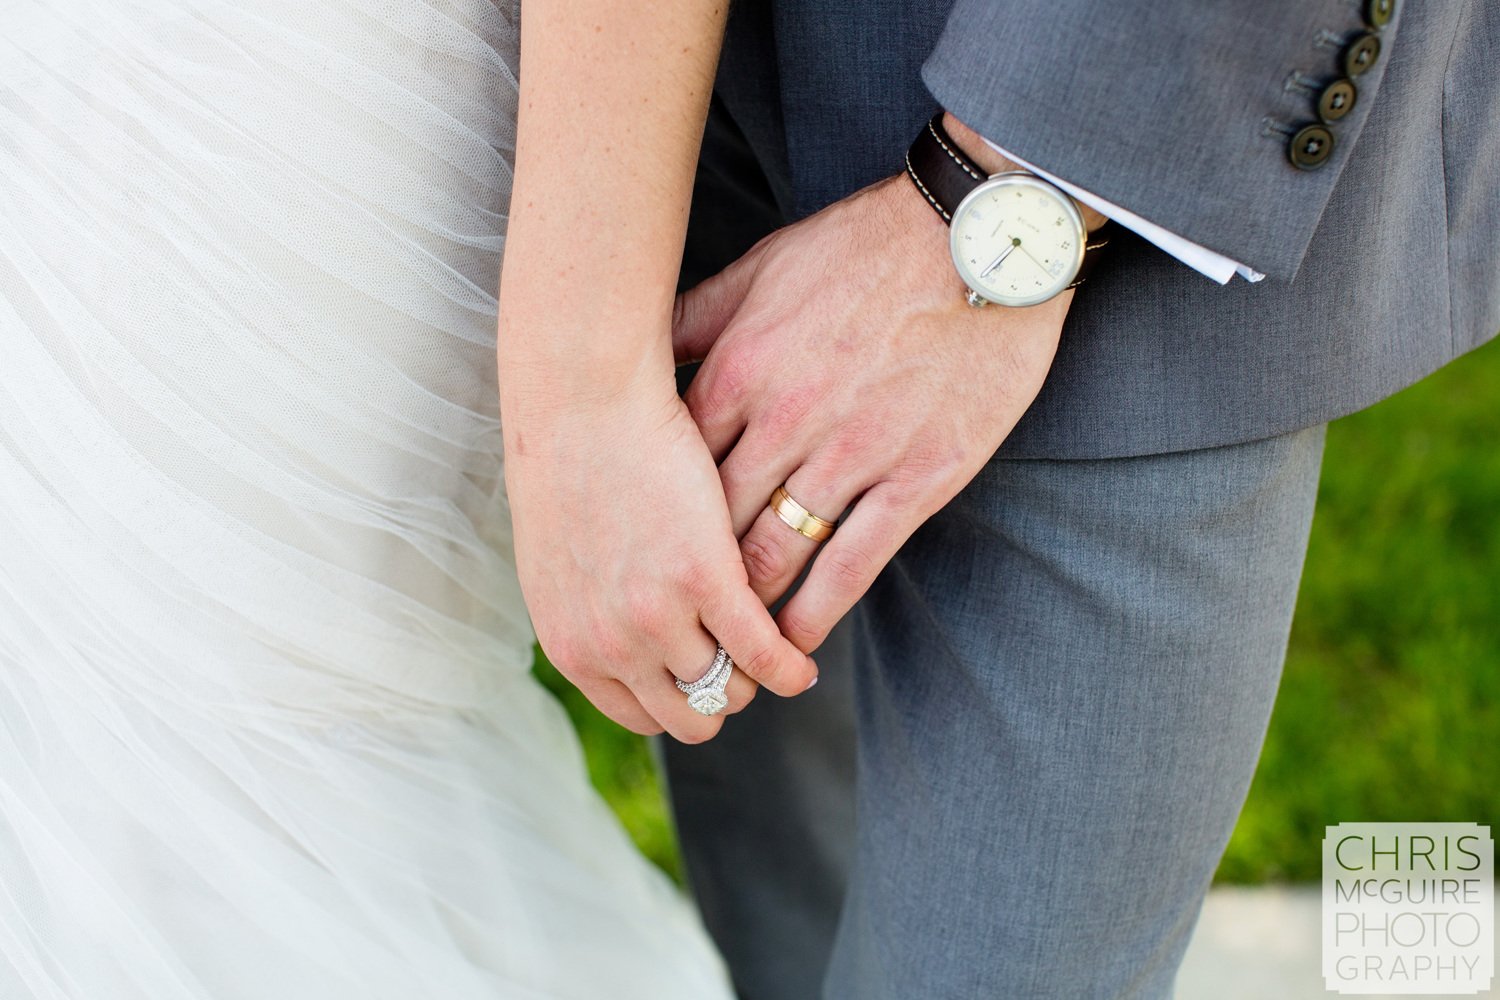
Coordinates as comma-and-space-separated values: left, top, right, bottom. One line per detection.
965, 289, 990, 309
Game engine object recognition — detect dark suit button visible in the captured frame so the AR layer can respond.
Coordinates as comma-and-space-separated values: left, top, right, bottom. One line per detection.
1317, 79, 1358, 123
1344, 31, 1382, 77
1365, 0, 1395, 29
1289, 124, 1335, 169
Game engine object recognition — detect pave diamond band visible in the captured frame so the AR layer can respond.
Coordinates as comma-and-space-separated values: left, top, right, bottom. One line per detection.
675, 644, 734, 716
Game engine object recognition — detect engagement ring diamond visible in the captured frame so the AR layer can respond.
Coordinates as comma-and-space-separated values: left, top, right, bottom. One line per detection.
675, 644, 734, 717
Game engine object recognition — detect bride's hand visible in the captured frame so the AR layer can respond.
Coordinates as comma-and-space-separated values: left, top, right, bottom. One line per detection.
496, 0, 781, 739
500, 363, 818, 742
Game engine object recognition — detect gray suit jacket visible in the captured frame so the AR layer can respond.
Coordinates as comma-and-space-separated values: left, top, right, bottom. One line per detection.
698, 0, 1499, 459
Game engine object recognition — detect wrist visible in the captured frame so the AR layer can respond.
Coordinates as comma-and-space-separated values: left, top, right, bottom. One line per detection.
940, 112, 1110, 233
498, 333, 677, 431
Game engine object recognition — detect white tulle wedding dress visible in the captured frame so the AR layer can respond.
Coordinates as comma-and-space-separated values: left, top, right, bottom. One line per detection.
0, 2, 734, 997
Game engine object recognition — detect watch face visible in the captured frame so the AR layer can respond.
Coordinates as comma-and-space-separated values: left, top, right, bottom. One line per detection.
949, 173, 1087, 307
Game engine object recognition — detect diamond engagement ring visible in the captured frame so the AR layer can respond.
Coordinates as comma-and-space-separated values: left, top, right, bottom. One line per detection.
675, 643, 734, 716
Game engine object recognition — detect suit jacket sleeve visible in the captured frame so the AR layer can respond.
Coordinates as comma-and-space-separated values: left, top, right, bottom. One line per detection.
921, 0, 1401, 280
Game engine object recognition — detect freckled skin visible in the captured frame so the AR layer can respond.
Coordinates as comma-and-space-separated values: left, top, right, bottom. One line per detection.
497, 2, 1102, 739
499, 0, 815, 742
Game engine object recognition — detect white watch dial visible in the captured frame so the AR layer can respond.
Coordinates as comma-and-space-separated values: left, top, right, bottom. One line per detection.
948, 172, 1087, 308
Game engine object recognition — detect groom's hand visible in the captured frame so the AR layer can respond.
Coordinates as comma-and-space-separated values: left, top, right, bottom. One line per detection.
672, 122, 1093, 653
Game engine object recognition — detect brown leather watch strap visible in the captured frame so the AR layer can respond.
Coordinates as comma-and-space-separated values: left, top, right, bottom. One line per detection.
904, 113, 988, 223
905, 112, 1112, 289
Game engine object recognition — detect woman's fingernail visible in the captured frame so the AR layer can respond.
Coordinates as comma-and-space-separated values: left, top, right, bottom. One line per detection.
806, 675, 819, 690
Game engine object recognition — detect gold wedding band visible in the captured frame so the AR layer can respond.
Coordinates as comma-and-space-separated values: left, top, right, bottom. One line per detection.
769, 485, 837, 543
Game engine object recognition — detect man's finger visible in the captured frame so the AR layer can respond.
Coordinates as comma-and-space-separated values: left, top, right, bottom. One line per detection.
774, 482, 912, 654
715, 428, 803, 538
682, 348, 752, 463
700, 575, 819, 696
738, 504, 818, 605
737, 466, 862, 604
671, 241, 766, 364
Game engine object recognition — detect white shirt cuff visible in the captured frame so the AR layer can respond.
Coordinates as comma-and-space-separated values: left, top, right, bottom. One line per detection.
982, 138, 1266, 286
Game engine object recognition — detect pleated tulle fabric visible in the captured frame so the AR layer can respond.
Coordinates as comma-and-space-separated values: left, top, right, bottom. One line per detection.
0, 3, 733, 997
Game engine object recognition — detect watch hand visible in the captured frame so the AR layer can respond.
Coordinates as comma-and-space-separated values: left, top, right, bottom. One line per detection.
979, 237, 1023, 279
1016, 243, 1050, 274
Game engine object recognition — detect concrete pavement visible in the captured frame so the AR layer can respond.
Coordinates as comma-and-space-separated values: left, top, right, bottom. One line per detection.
1177, 886, 1497, 999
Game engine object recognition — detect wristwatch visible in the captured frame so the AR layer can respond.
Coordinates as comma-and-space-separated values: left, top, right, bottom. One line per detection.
905, 113, 1111, 308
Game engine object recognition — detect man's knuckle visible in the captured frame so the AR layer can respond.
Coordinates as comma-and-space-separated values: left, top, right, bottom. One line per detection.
707, 350, 758, 408
686, 360, 740, 430
821, 544, 876, 592
879, 475, 925, 511
761, 384, 817, 437
824, 425, 878, 468
738, 534, 786, 584
820, 435, 857, 469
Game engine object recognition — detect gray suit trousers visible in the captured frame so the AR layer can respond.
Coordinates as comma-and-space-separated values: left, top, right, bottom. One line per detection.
662, 0, 1495, 994
664, 423, 1327, 998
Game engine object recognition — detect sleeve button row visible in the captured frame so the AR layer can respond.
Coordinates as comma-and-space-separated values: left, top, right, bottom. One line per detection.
1287, 1, 1393, 170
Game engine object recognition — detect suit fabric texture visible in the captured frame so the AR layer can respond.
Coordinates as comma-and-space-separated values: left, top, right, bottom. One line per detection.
664, 2, 1497, 997
708, 0, 1498, 459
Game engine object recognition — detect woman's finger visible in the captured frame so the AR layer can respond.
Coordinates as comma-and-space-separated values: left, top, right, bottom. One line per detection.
632, 668, 728, 744
699, 573, 819, 696
665, 627, 760, 716
569, 674, 665, 736
718, 667, 759, 715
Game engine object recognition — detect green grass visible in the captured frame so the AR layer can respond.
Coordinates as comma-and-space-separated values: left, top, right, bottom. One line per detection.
534, 336, 1500, 885
1219, 336, 1500, 882
533, 654, 684, 880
